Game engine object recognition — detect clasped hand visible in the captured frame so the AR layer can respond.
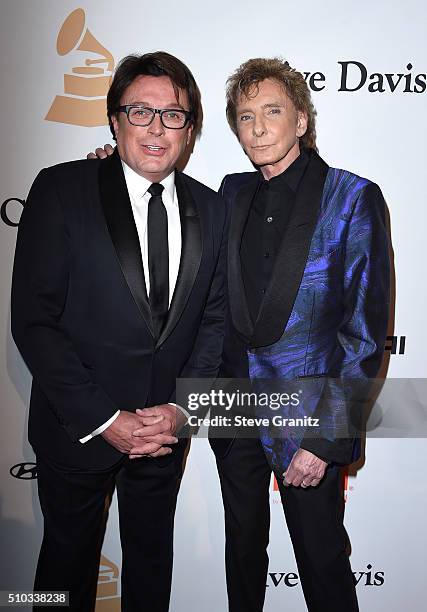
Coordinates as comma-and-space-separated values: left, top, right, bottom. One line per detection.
102, 405, 185, 459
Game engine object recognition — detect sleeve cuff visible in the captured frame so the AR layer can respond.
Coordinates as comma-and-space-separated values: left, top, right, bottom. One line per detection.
169, 402, 190, 422
79, 410, 121, 444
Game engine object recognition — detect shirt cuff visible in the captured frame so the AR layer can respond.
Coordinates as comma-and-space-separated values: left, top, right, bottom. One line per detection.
168, 402, 190, 422
79, 410, 121, 444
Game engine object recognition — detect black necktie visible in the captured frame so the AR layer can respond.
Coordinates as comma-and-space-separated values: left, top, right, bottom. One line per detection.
147, 182, 169, 339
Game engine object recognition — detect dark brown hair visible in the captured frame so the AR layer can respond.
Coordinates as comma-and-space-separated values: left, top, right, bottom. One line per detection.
107, 51, 202, 140
225, 57, 317, 150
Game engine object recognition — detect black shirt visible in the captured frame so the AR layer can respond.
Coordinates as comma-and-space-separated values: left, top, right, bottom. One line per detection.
240, 149, 310, 323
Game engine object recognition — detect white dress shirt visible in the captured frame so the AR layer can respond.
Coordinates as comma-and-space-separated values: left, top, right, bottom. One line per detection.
123, 161, 182, 305
79, 162, 184, 443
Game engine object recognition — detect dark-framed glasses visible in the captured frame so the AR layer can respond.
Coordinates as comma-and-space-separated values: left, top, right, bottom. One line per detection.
117, 105, 193, 129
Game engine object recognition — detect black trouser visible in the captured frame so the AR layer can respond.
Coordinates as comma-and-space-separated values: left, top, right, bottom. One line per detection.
215, 437, 359, 612
34, 451, 183, 612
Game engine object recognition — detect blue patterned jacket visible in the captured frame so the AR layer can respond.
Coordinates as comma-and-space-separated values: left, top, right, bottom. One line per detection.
213, 150, 390, 471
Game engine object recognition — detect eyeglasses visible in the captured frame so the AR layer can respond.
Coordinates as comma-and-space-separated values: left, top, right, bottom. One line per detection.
116, 105, 193, 129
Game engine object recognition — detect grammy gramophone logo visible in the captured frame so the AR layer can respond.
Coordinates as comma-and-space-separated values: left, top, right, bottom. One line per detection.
45, 8, 115, 127
95, 555, 121, 611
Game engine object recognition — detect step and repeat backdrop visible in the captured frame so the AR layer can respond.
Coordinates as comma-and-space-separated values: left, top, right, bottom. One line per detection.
1, 1, 426, 610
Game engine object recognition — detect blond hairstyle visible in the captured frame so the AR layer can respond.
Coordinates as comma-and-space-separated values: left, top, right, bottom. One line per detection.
226, 57, 317, 150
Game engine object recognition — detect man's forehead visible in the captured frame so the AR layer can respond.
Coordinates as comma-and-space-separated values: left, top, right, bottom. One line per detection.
122, 74, 187, 105
236, 78, 289, 107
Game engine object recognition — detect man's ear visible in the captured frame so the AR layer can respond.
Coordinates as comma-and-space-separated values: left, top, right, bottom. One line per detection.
111, 114, 119, 140
186, 123, 194, 146
296, 111, 308, 138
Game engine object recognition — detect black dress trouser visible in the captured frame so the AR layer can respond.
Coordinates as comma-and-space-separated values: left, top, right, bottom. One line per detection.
215, 437, 359, 612
34, 450, 183, 612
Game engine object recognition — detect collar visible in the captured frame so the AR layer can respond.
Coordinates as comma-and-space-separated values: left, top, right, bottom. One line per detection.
258, 147, 310, 195
121, 160, 176, 203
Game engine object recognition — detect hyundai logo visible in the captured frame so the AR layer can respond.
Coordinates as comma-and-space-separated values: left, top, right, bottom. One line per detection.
10, 462, 37, 480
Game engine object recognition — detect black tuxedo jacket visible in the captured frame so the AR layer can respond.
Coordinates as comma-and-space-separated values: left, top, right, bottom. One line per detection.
11, 151, 227, 469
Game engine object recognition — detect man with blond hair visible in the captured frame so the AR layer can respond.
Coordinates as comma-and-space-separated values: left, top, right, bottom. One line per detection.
209, 57, 390, 612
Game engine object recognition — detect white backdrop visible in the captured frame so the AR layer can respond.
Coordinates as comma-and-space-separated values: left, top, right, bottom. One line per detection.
1, 1, 426, 610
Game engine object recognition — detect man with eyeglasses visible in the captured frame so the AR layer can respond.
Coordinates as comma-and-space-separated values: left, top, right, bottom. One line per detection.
11, 51, 227, 612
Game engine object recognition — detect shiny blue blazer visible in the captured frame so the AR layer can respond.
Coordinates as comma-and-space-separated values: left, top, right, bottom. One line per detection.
217, 150, 390, 471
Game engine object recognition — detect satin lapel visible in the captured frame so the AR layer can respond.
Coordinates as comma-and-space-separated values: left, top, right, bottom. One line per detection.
251, 152, 329, 348
156, 172, 202, 347
228, 173, 259, 343
98, 150, 154, 337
